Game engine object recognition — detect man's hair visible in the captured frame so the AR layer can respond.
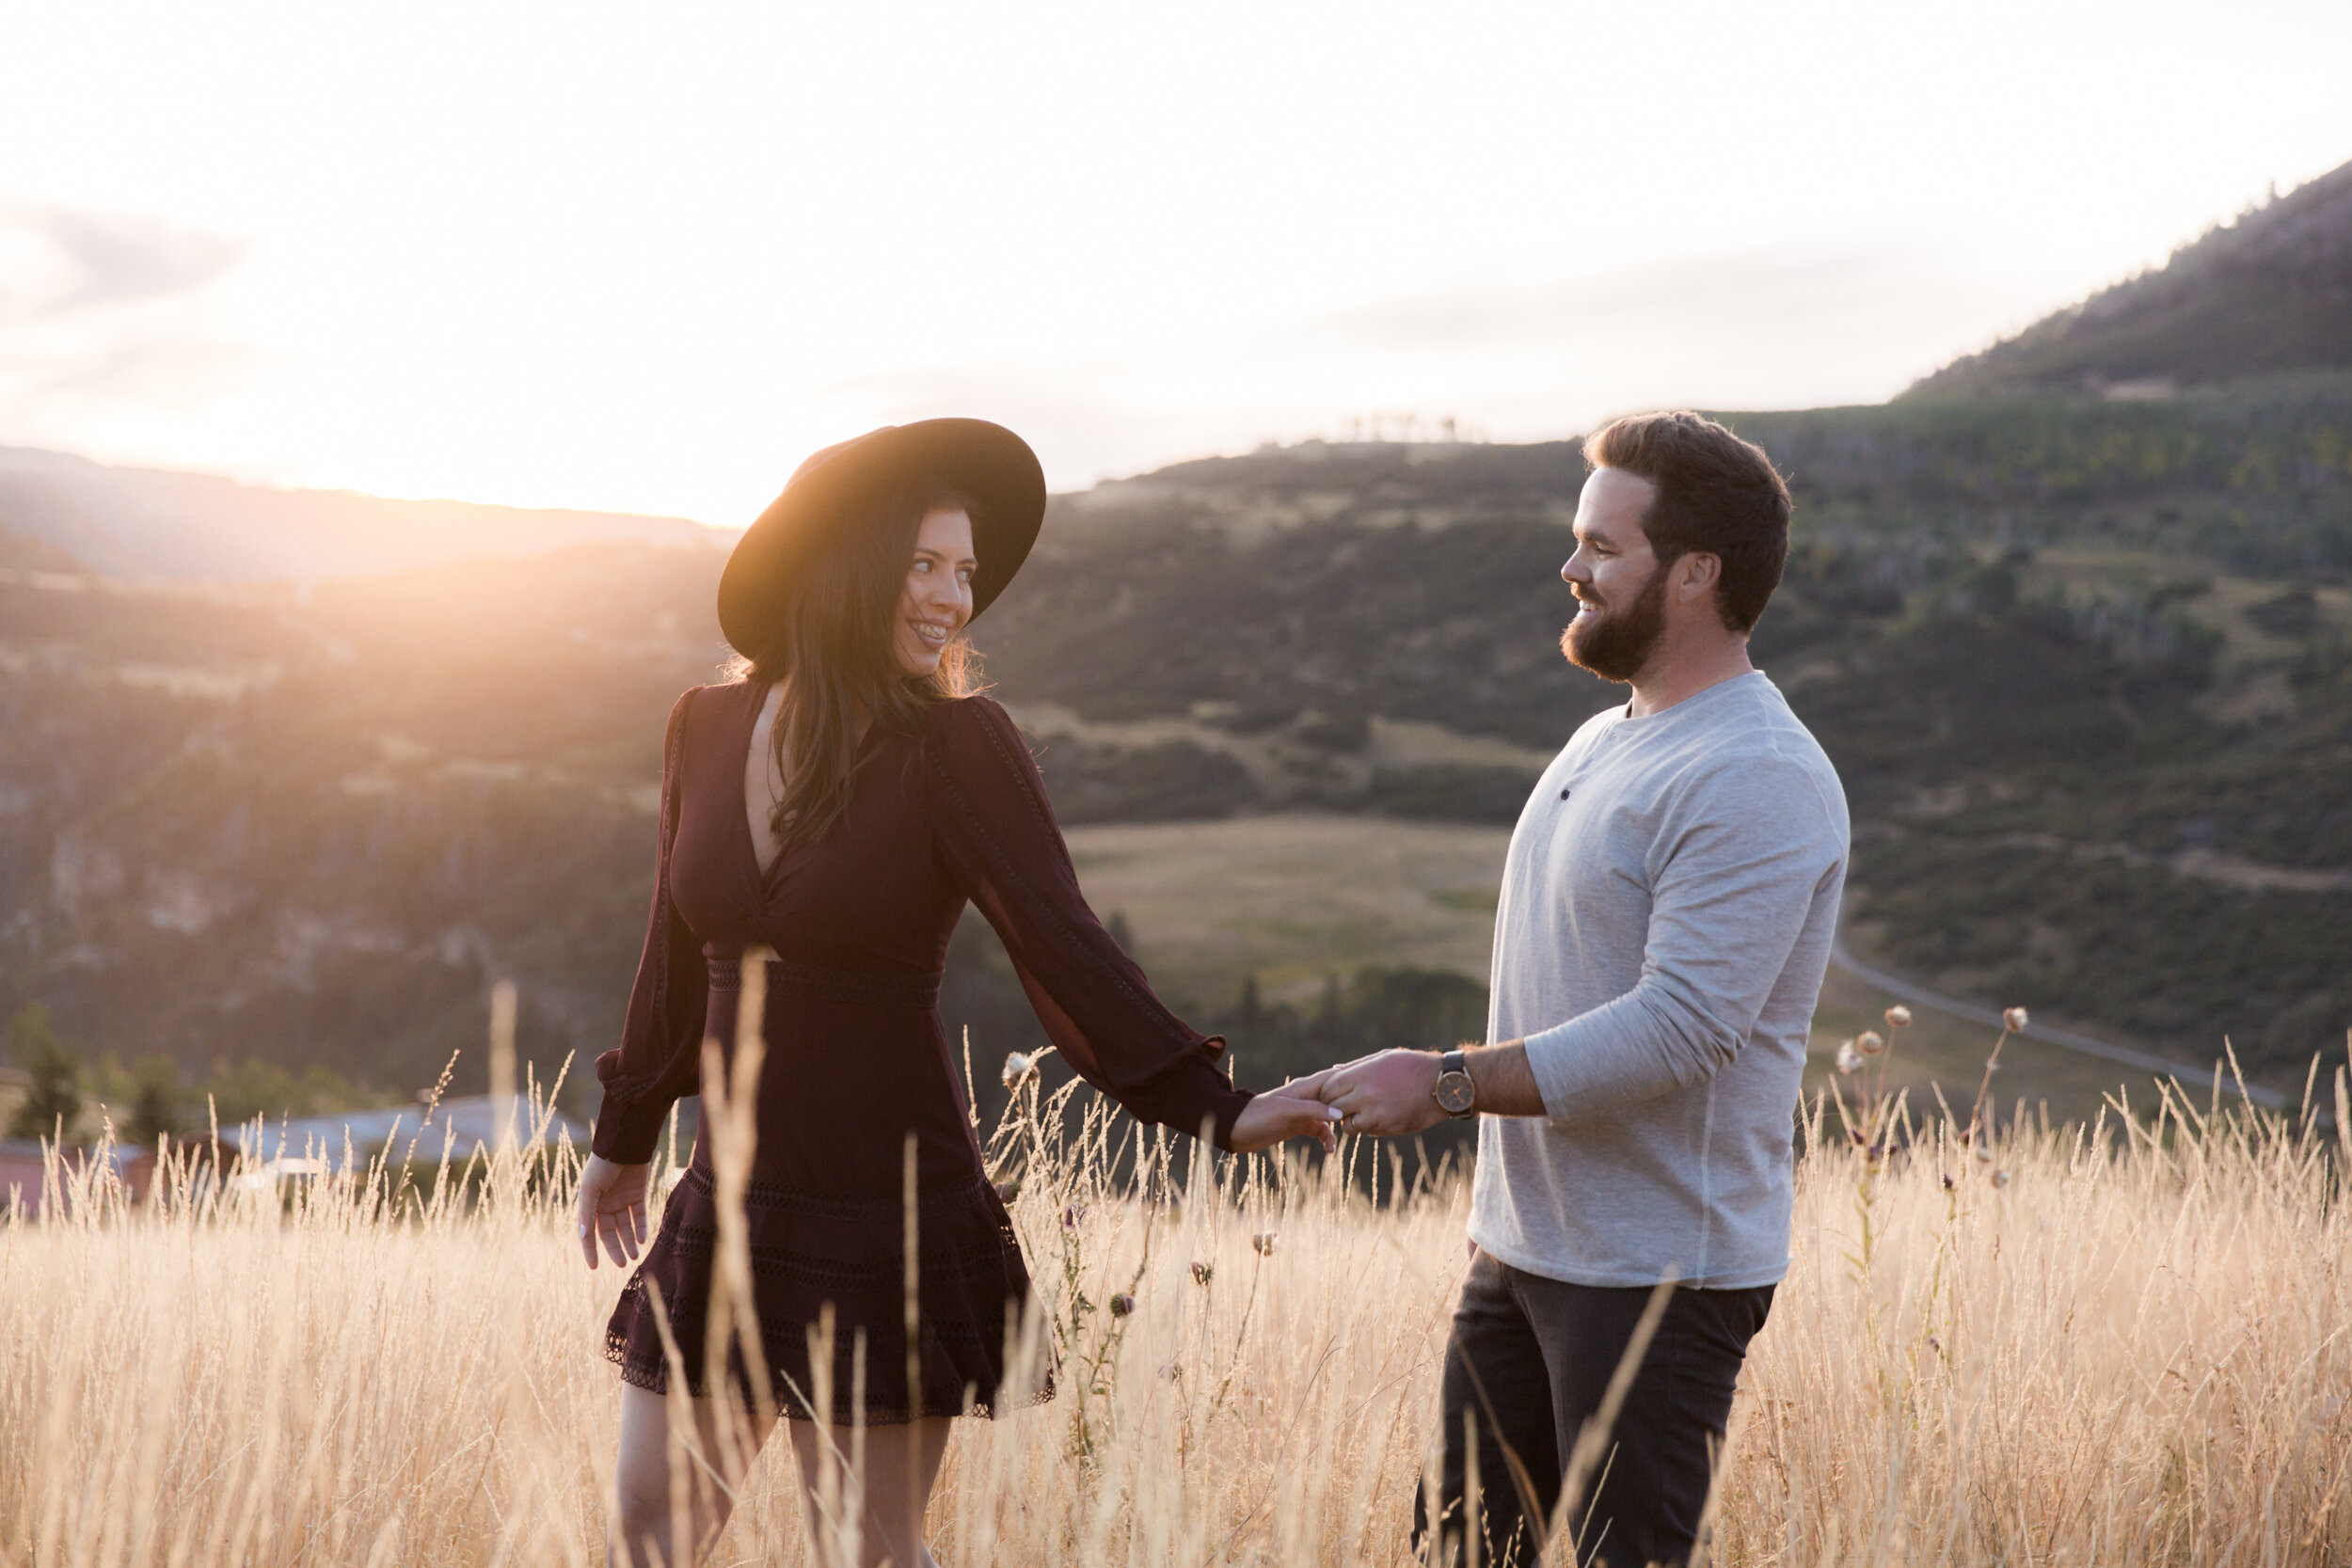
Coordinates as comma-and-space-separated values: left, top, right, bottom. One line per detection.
1582, 411, 1791, 634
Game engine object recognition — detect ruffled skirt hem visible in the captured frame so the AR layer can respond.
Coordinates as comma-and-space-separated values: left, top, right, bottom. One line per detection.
601, 1164, 1052, 1425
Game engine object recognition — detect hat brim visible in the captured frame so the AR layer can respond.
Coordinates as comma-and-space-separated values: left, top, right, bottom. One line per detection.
717, 419, 1046, 659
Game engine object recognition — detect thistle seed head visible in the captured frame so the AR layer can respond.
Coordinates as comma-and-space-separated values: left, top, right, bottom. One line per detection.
1109, 1292, 1136, 1317
1836, 1040, 1865, 1074
992, 1177, 1022, 1204
1884, 1005, 1913, 1029
1062, 1204, 1086, 1229
1251, 1230, 1279, 1257
1190, 1261, 1214, 1286
1001, 1052, 1038, 1088
1857, 1029, 1887, 1056
2003, 1006, 2029, 1032
1992, 1168, 2012, 1188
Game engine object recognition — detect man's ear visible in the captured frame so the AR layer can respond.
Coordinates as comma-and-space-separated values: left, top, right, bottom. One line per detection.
1675, 552, 1724, 603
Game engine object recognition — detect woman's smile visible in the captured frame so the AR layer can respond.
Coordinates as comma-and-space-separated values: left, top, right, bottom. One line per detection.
894, 505, 977, 675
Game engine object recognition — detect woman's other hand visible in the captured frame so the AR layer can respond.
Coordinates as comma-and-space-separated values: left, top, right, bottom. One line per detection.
1227, 1081, 1345, 1154
577, 1154, 651, 1270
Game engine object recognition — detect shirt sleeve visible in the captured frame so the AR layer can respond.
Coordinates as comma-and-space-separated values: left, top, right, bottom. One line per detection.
1521, 753, 1847, 1123
590, 688, 711, 1163
926, 697, 1252, 1148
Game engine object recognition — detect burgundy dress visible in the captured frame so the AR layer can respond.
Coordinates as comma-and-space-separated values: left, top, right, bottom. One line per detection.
592, 682, 1250, 1423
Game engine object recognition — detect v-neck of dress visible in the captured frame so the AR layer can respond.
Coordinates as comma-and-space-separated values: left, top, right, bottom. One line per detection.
732, 681, 887, 896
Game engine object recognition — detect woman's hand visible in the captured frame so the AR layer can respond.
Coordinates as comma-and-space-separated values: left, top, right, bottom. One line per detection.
1227, 1081, 1345, 1154
576, 1154, 651, 1270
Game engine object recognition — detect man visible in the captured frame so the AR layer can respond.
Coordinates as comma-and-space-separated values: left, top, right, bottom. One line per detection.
1309, 412, 1848, 1567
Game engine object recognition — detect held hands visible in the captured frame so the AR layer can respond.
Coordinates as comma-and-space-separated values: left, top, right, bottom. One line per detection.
575, 1153, 651, 1270
1293, 1049, 1448, 1139
1227, 1080, 1345, 1154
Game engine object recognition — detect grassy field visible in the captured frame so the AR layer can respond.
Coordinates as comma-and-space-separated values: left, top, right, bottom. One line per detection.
4, 1064, 2348, 1566
1061, 816, 1513, 1006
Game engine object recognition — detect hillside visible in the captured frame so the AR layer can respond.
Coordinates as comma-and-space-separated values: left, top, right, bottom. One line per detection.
1908, 158, 2352, 398
977, 381, 2352, 1077
4, 372, 2348, 1117
0, 446, 711, 581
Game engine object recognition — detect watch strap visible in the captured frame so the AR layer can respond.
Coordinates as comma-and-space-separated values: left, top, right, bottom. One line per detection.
1436, 1050, 1475, 1118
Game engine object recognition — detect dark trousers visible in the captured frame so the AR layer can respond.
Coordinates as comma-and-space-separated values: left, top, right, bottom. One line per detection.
1415, 1250, 1773, 1568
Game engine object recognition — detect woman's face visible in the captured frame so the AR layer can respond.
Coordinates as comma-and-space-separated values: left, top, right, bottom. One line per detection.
894, 506, 977, 676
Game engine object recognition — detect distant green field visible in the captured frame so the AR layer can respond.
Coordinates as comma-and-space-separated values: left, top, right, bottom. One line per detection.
1060, 814, 2228, 1126
1063, 815, 1510, 1006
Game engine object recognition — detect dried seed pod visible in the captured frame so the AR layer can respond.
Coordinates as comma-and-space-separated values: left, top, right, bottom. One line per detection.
1062, 1204, 1086, 1229
1190, 1261, 1214, 1286
1000, 1052, 1038, 1088
1836, 1040, 1864, 1074
1992, 1168, 2012, 1188
992, 1177, 1022, 1204
1251, 1231, 1279, 1257
1857, 1030, 1887, 1056
2003, 1006, 2029, 1032
1884, 1005, 1913, 1029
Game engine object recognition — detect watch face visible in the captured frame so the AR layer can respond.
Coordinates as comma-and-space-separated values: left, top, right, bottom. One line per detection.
1434, 1072, 1476, 1115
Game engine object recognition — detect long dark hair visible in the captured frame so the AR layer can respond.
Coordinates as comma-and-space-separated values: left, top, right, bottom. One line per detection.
736, 475, 978, 852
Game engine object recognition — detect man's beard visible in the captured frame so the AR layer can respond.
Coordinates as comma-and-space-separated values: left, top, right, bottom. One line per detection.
1561, 562, 1669, 683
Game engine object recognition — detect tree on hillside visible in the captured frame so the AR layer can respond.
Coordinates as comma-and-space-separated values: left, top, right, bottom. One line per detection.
7, 1004, 83, 1144
122, 1055, 187, 1148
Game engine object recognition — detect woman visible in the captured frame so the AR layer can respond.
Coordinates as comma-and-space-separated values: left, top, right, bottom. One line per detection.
574, 419, 1339, 1568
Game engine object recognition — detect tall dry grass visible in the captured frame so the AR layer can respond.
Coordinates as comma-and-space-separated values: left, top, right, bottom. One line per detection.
3, 1052, 2348, 1566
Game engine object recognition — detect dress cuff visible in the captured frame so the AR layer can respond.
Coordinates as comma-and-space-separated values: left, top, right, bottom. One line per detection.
590, 1095, 671, 1164
591, 1047, 677, 1164
1122, 1043, 1252, 1149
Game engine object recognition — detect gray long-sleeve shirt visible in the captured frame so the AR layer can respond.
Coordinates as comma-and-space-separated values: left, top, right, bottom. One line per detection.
1468, 671, 1849, 1290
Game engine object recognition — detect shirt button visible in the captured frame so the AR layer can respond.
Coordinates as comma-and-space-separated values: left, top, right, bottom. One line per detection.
1559, 788, 1570, 800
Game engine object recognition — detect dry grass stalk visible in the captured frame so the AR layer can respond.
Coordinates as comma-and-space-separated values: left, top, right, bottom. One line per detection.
1, 1053, 2346, 1565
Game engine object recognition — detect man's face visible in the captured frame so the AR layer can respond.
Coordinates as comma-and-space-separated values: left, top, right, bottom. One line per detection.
1560, 467, 1669, 683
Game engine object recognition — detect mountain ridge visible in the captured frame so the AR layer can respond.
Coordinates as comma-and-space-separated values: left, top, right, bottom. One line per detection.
1906, 157, 2352, 399
0, 445, 718, 582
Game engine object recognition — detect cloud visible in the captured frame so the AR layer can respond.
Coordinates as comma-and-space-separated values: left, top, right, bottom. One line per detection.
1274, 244, 2054, 416
824, 241, 2054, 488
0, 198, 258, 450
0, 200, 250, 324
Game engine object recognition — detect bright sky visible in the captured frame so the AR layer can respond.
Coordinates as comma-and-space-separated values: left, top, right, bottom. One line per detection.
2, 0, 2347, 524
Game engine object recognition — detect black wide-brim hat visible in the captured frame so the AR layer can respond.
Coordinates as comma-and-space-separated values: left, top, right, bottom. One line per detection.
717, 419, 1046, 659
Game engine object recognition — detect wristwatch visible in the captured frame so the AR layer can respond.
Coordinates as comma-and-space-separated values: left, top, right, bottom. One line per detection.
1431, 1051, 1476, 1118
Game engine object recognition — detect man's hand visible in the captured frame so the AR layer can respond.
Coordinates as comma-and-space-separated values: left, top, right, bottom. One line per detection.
1229, 1080, 1345, 1154
1315, 1049, 1447, 1138
576, 1154, 651, 1270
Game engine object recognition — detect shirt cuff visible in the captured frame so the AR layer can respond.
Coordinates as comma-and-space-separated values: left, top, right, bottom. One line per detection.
1521, 1009, 1634, 1125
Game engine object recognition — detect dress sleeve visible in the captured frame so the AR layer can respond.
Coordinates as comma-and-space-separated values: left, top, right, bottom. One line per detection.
591, 688, 711, 1163
926, 698, 1252, 1148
